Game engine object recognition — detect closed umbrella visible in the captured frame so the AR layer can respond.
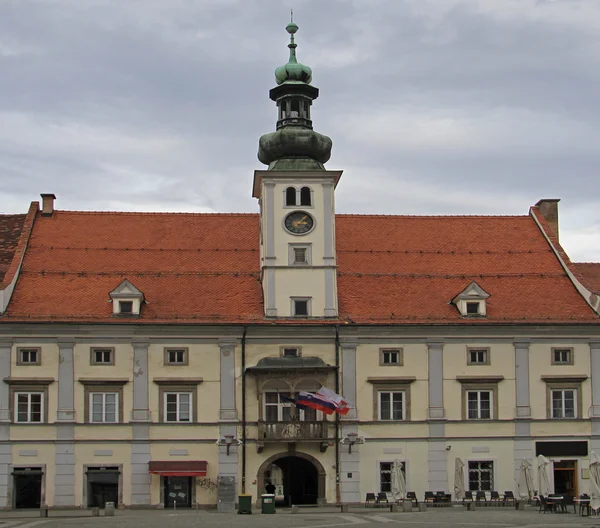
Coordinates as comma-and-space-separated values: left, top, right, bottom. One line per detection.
454, 458, 465, 501
517, 460, 534, 499
391, 459, 406, 501
537, 454, 551, 497
589, 451, 600, 512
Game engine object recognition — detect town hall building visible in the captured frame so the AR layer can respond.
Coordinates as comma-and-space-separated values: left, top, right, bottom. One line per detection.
0, 22, 599, 511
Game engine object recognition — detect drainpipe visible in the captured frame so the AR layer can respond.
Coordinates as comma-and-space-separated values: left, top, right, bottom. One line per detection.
241, 326, 247, 493
335, 325, 340, 504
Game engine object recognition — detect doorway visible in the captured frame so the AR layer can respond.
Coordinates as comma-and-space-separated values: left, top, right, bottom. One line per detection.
258, 453, 325, 506
164, 476, 192, 508
553, 460, 577, 496
87, 468, 119, 508
13, 469, 42, 509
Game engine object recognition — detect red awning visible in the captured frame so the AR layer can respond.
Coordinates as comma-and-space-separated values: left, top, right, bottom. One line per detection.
149, 460, 207, 477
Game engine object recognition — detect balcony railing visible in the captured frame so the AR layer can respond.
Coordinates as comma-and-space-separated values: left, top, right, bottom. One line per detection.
258, 421, 333, 442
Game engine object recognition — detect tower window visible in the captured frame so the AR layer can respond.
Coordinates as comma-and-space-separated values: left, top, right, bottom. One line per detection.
290, 99, 300, 118
304, 101, 310, 119
280, 100, 287, 120
300, 187, 311, 206
291, 298, 311, 317
285, 187, 297, 206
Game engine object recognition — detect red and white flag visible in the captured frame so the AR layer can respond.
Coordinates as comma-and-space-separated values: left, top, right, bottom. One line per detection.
317, 386, 351, 415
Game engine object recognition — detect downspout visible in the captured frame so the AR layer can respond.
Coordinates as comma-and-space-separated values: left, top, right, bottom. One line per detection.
241, 326, 247, 493
335, 325, 340, 504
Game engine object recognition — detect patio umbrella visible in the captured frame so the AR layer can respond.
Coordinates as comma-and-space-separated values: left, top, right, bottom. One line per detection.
454, 458, 466, 501
537, 454, 551, 496
517, 460, 534, 499
391, 459, 406, 501
589, 451, 600, 511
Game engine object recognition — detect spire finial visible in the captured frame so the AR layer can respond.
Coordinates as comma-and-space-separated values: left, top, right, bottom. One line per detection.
290, 9, 293, 23
285, 13, 299, 63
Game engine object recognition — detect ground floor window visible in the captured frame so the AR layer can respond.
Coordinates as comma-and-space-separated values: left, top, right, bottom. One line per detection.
13, 468, 43, 509
468, 461, 494, 491
379, 461, 406, 493
164, 476, 192, 508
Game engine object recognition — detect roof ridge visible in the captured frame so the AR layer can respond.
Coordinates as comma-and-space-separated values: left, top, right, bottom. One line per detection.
336, 213, 528, 219
49, 210, 259, 217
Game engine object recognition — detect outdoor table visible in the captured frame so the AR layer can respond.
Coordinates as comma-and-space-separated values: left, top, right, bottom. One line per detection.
574, 498, 591, 516
546, 495, 565, 513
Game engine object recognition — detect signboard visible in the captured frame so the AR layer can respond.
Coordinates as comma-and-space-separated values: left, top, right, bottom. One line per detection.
168, 493, 177, 498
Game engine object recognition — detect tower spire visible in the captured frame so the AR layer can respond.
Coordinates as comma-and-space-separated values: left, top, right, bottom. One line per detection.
257, 20, 332, 171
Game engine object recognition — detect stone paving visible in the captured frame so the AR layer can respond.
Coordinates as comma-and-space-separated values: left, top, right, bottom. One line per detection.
1, 506, 600, 528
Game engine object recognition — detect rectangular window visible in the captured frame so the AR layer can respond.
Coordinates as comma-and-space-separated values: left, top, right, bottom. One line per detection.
552, 348, 573, 365
467, 390, 492, 419
281, 347, 300, 357
468, 461, 494, 491
288, 244, 312, 266
379, 391, 404, 420
165, 348, 188, 365
293, 247, 307, 263
264, 392, 293, 422
119, 301, 133, 314
466, 302, 480, 314
378, 461, 405, 493
380, 349, 402, 366
292, 298, 310, 317
17, 348, 41, 366
164, 392, 192, 422
15, 392, 43, 423
551, 389, 576, 418
90, 392, 118, 423
91, 348, 114, 365
468, 349, 489, 365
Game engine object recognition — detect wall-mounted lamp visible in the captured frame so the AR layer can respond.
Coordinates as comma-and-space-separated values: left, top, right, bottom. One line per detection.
216, 433, 242, 455
446, 445, 452, 451
340, 432, 365, 454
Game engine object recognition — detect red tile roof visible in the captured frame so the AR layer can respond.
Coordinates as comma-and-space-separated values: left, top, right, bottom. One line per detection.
572, 263, 600, 294
1, 209, 597, 324
0, 202, 38, 289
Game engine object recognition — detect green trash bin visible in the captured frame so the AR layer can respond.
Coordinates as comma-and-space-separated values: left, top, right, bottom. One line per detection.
238, 494, 253, 514
261, 494, 275, 514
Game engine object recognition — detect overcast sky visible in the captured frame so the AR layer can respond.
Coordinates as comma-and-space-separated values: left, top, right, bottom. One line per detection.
1, 0, 599, 261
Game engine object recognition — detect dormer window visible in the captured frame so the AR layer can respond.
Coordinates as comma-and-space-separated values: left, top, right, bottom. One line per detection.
451, 282, 490, 317
109, 279, 144, 316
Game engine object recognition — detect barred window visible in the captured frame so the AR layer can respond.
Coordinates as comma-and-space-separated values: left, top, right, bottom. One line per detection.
468, 461, 494, 491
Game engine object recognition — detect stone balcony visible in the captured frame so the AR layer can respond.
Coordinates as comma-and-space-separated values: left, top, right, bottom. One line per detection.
257, 421, 334, 452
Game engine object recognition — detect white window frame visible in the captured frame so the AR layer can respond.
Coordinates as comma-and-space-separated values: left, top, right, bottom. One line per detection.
551, 388, 577, 419
264, 392, 293, 422
163, 392, 192, 423
378, 390, 405, 421
380, 348, 402, 366
165, 348, 188, 366
91, 348, 114, 365
377, 460, 407, 494
467, 460, 495, 492
552, 348, 574, 365
466, 390, 493, 420
467, 348, 489, 365
90, 392, 119, 423
14, 392, 44, 423
17, 348, 41, 366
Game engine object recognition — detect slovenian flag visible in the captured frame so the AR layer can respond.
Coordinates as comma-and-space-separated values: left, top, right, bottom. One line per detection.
296, 391, 337, 415
317, 386, 351, 416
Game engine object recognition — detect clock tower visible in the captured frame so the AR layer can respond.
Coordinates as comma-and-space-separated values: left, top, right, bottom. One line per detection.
253, 20, 341, 318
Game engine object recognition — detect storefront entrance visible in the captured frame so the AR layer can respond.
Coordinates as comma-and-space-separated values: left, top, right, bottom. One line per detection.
87, 467, 119, 508
554, 460, 577, 496
13, 469, 42, 509
258, 452, 325, 506
164, 476, 192, 508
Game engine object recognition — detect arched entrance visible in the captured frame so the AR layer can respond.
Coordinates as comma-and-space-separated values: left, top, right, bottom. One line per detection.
257, 452, 326, 506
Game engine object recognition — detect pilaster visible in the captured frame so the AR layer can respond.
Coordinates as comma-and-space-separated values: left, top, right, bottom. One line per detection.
322, 180, 337, 317
264, 181, 277, 317
427, 341, 447, 491
56, 340, 75, 422
340, 340, 360, 502
427, 341, 445, 419
514, 341, 531, 418
0, 340, 12, 509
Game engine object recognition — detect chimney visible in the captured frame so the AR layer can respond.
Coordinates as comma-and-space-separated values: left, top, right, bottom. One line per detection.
40, 193, 56, 217
535, 198, 560, 241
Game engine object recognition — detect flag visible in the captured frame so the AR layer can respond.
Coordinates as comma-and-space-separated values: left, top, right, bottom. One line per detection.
317, 386, 351, 415
296, 391, 337, 415
280, 394, 309, 410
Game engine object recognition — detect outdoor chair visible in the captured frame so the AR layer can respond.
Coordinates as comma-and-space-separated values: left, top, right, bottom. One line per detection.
365, 492, 376, 507
376, 492, 389, 507
490, 491, 501, 503
475, 491, 487, 505
562, 495, 575, 514
538, 496, 554, 513
406, 491, 418, 506
462, 491, 474, 503
549, 494, 566, 513
579, 494, 591, 516
424, 491, 436, 504
503, 491, 516, 503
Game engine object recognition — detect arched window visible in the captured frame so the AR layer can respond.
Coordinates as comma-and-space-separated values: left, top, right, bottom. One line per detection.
290, 99, 300, 118
300, 187, 311, 206
285, 187, 297, 206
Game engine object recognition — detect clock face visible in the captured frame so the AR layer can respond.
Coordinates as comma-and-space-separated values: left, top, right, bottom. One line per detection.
284, 211, 314, 234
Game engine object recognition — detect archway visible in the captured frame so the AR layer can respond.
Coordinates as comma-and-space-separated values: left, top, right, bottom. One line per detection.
257, 451, 326, 506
